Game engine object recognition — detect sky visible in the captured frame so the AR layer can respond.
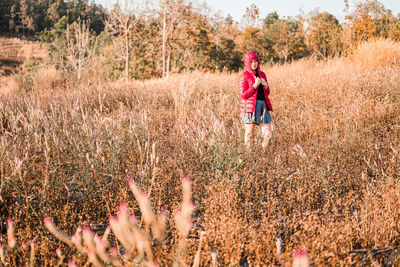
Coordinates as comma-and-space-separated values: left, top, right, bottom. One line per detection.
94, 0, 400, 22
203, 0, 400, 22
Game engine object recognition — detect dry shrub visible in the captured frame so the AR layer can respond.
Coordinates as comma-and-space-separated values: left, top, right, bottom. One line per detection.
351, 38, 400, 69
10, 66, 64, 93
0, 76, 18, 96
80, 57, 111, 86
169, 74, 198, 125
32, 66, 64, 91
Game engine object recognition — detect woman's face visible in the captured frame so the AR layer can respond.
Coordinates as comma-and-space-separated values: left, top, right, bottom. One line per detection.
251, 60, 258, 71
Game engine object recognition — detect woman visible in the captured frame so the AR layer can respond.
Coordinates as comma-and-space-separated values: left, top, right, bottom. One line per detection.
238, 52, 274, 149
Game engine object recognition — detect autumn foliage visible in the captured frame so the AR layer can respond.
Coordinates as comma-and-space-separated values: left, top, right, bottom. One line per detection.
1, 0, 400, 79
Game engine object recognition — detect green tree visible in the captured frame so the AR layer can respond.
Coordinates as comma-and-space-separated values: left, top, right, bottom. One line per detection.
237, 26, 262, 56
132, 18, 162, 79
0, 0, 13, 34
263, 11, 279, 27
237, 4, 263, 58
263, 16, 307, 62
345, 0, 394, 44
0, 0, 105, 38
307, 11, 343, 59
20, 0, 34, 35
259, 12, 280, 62
181, 12, 215, 70
213, 15, 242, 71
45, 16, 68, 68
389, 17, 400, 41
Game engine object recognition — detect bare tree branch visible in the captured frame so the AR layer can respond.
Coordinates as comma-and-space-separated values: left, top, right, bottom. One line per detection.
105, 0, 147, 82
64, 19, 97, 82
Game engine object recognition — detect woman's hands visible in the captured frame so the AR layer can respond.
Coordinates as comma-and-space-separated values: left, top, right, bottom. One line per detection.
261, 78, 268, 87
253, 77, 268, 89
253, 77, 261, 89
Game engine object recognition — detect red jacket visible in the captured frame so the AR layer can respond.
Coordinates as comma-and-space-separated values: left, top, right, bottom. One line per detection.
238, 52, 273, 113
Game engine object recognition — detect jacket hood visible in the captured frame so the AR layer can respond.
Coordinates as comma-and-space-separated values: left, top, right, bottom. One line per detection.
244, 52, 260, 73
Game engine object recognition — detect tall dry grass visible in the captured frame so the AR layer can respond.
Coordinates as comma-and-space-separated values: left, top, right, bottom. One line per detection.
0, 76, 18, 96
0, 40, 400, 266
351, 38, 400, 70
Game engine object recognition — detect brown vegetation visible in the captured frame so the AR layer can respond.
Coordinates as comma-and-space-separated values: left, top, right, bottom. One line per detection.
0, 41, 400, 265
351, 38, 400, 69
0, 37, 47, 75
0, 37, 46, 62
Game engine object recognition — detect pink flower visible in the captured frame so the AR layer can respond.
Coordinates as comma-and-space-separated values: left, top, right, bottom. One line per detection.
118, 202, 128, 213
68, 259, 77, 267
43, 216, 52, 225
292, 249, 310, 267
128, 178, 136, 187
110, 247, 118, 255
182, 176, 191, 183
140, 190, 148, 198
56, 247, 62, 257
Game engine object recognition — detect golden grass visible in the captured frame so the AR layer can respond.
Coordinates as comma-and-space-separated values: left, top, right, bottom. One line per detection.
351, 38, 400, 69
0, 44, 399, 265
0, 37, 47, 62
0, 76, 18, 96
32, 66, 64, 92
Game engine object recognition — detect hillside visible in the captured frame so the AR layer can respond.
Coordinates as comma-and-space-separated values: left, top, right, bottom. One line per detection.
0, 37, 46, 75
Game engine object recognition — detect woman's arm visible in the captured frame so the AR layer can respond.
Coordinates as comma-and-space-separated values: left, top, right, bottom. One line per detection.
238, 74, 257, 99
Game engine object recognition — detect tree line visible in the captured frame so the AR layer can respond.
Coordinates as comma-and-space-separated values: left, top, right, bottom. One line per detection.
0, 0, 399, 79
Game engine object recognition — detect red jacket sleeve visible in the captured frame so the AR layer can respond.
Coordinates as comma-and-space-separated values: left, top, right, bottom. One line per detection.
264, 83, 270, 96
238, 73, 256, 100
260, 71, 270, 95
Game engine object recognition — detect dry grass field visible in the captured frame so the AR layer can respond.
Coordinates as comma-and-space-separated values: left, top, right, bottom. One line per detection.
0, 37, 46, 62
0, 39, 399, 266
0, 37, 47, 76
